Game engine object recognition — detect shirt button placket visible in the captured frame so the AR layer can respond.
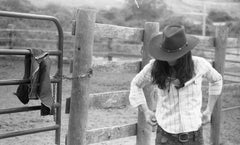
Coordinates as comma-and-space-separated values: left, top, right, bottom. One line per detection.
178, 89, 185, 132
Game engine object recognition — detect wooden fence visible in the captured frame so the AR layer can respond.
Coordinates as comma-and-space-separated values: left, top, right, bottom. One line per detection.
0, 9, 240, 145
64, 9, 235, 145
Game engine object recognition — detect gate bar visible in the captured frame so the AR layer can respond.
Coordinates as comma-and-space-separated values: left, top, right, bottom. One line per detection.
0, 49, 61, 55
0, 125, 60, 139
0, 78, 60, 86
0, 103, 60, 114
0, 106, 41, 114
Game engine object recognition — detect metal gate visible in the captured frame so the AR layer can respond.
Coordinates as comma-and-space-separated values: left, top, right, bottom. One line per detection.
0, 11, 63, 145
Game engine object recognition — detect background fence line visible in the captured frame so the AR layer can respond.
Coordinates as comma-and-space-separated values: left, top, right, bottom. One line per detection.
0, 25, 239, 84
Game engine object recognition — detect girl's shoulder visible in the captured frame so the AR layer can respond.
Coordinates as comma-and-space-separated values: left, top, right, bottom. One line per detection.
192, 56, 211, 65
192, 55, 206, 61
192, 56, 212, 72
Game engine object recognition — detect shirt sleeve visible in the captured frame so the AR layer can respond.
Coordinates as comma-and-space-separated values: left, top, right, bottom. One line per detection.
129, 59, 154, 107
201, 58, 223, 95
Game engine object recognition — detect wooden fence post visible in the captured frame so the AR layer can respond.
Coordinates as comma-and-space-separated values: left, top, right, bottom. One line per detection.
67, 9, 96, 145
211, 25, 228, 145
137, 22, 159, 145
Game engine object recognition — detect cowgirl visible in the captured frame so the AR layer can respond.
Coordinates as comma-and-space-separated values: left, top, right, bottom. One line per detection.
129, 25, 223, 145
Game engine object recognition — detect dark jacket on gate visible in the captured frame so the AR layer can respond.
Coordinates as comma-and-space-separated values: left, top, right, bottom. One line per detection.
15, 49, 54, 115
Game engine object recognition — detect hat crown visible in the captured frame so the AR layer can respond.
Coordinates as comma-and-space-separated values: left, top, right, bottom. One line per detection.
162, 25, 187, 52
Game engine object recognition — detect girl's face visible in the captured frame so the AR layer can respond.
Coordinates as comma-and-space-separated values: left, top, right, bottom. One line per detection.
167, 59, 177, 66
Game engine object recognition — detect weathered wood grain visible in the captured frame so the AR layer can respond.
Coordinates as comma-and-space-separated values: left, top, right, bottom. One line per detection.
137, 22, 159, 145
211, 25, 228, 145
86, 123, 137, 144
94, 23, 144, 43
67, 9, 96, 145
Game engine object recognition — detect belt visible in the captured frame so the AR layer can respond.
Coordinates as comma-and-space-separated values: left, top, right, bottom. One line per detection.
159, 127, 202, 143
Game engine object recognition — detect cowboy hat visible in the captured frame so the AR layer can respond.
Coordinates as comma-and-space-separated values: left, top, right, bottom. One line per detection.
149, 25, 199, 61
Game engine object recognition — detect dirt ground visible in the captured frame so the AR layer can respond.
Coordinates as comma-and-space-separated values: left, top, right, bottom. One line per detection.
0, 57, 240, 145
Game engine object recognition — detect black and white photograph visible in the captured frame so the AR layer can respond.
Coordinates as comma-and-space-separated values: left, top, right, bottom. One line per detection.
0, 0, 240, 145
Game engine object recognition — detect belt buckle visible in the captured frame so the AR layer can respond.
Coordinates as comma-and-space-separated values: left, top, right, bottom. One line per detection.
178, 133, 189, 143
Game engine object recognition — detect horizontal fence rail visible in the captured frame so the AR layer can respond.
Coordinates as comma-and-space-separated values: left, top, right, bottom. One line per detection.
86, 123, 137, 144
94, 23, 144, 42
67, 88, 240, 111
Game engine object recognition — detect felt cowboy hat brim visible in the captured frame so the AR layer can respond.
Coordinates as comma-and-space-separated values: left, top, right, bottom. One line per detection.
149, 33, 199, 61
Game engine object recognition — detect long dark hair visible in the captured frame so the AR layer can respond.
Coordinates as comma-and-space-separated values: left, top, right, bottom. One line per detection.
151, 51, 195, 90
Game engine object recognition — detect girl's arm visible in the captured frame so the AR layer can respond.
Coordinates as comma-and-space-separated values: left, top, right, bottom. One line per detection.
129, 60, 154, 107
201, 58, 223, 124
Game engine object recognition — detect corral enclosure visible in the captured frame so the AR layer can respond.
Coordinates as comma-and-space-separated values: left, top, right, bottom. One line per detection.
0, 9, 240, 145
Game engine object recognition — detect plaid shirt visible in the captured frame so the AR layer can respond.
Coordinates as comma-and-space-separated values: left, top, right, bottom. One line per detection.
129, 56, 223, 134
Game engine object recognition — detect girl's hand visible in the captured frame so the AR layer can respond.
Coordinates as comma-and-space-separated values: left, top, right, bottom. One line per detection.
144, 110, 157, 126
202, 109, 211, 125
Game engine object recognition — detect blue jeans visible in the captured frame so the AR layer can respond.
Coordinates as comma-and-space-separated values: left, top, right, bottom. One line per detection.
155, 126, 204, 145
